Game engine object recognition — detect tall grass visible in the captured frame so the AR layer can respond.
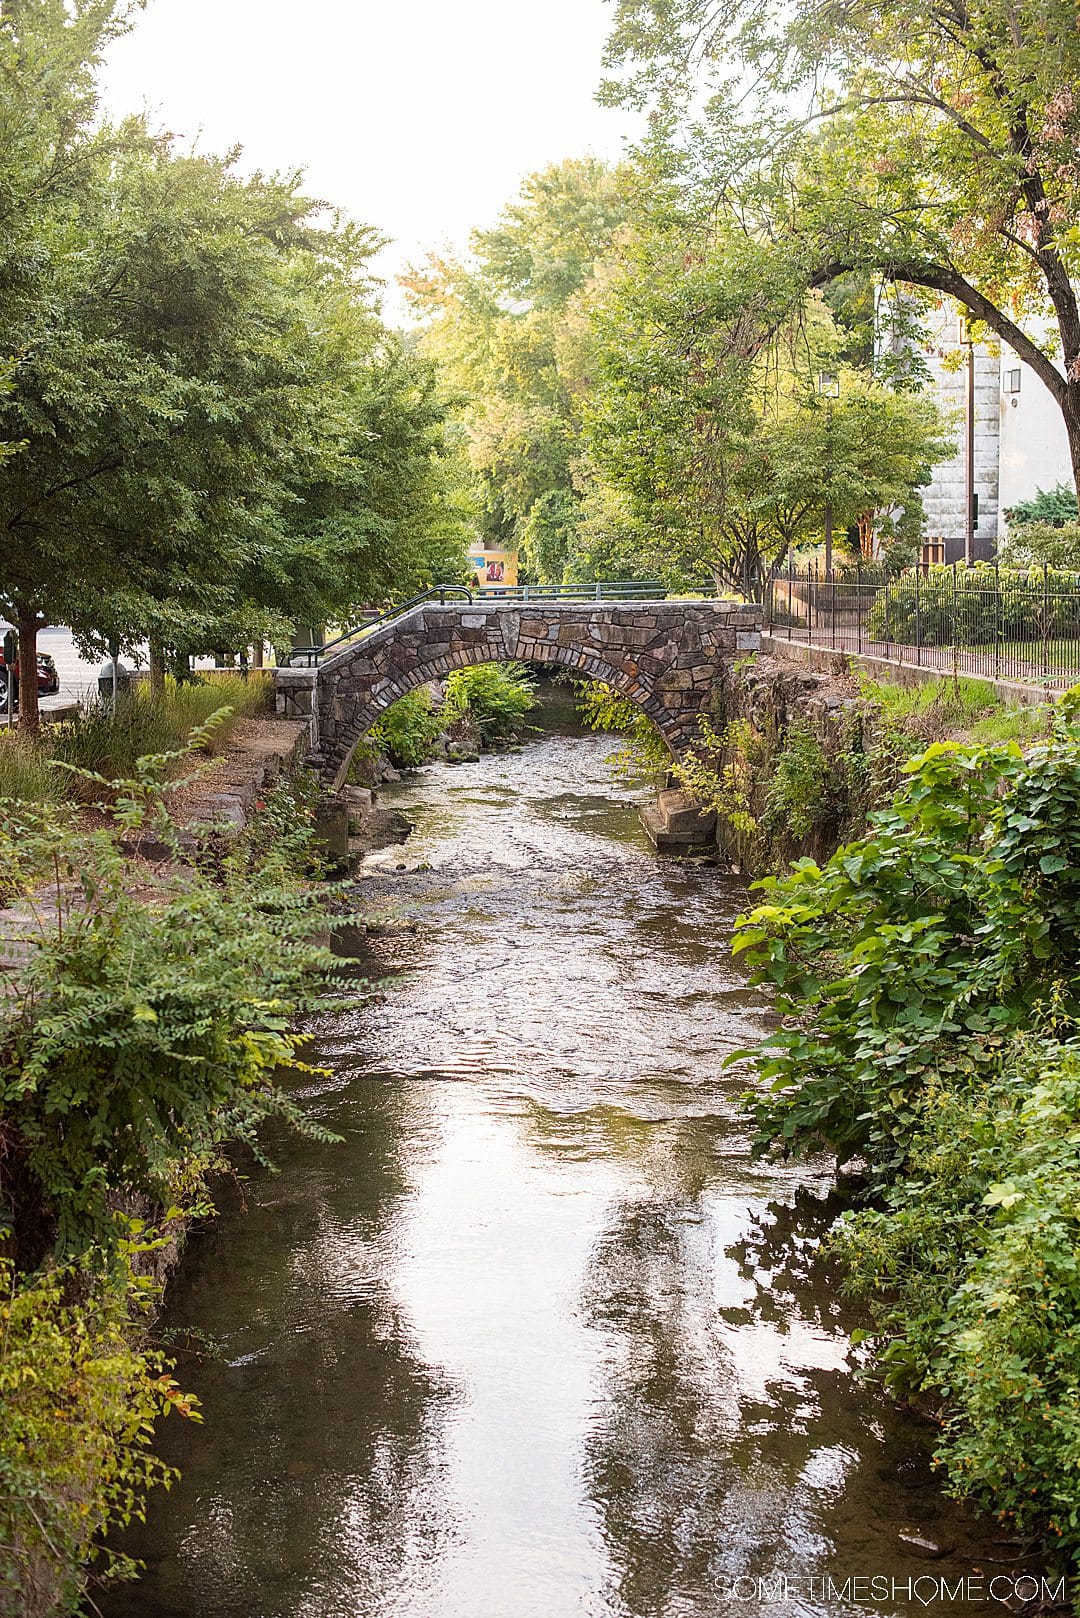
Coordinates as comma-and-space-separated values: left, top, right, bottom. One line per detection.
0, 675, 273, 804
0, 735, 68, 804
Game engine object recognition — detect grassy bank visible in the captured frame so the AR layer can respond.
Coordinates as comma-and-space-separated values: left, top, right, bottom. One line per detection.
0, 675, 273, 804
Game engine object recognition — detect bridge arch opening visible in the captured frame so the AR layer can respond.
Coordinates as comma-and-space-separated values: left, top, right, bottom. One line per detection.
326, 645, 680, 793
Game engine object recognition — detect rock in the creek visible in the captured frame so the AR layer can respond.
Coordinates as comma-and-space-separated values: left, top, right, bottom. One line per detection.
313, 797, 351, 868
897, 1532, 956, 1560
346, 807, 412, 855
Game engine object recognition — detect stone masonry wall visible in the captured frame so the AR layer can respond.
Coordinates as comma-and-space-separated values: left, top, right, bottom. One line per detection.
276, 600, 762, 789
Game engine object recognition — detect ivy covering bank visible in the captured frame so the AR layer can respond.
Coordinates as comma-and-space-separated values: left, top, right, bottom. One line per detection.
0, 733, 346, 1616
733, 693, 1080, 1573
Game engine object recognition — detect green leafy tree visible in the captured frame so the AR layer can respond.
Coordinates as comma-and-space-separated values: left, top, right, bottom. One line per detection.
404, 159, 633, 577
0, 2, 467, 724
584, 207, 950, 595
602, 0, 1080, 493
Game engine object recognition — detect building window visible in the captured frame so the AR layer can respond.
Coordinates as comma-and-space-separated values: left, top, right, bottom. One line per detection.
1004, 368, 1022, 394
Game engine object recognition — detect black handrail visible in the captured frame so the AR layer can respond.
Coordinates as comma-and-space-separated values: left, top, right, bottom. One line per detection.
287, 585, 475, 667
285, 578, 722, 667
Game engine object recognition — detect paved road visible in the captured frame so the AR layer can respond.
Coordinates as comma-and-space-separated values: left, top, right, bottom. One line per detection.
0, 624, 101, 718
0, 628, 250, 723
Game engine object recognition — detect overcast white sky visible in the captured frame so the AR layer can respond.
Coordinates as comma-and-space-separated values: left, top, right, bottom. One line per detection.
99, 0, 639, 317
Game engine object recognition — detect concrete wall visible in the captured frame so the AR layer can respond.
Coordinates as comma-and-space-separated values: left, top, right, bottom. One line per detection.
998, 348, 1074, 519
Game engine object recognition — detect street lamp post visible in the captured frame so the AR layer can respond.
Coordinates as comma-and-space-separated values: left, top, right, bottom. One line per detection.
958, 316, 976, 566
818, 371, 840, 577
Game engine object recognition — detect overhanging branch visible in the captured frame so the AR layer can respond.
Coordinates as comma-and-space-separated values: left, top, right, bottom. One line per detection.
809, 259, 1068, 405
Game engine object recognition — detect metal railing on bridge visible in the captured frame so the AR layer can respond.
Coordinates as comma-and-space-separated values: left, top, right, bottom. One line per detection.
474, 581, 669, 602
286, 581, 712, 667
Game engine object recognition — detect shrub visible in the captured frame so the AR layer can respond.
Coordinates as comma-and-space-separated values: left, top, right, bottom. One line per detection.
1005, 482, 1079, 528
369, 686, 444, 768
865, 562, 1080, 647
0, 740, 340, 1614
675, 716, 758, 835
444, 661, 536, 743
734, 702, 1080, 1565
369, 664, 536, 767
829, 1038, 1080, 1560
0, 1254, 189, 1615
0, 752, 343, 1266
1003, 521, 1080, 572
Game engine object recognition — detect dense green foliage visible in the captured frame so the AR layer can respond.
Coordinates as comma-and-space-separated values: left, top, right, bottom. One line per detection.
0, 737, 348, 1610
445, 663, 536, 744
370, 663, 537, 768
409, 151, 951, 596
405, 158, 635, 581
829, 1038, 1080, 1550
1, 754, 342, 1266
369, 687, 447, 770
583, 197, 950, 596
866, 563, 1080, 647
0, 0, 466, 730
601, 0, 1080, 492
1006, 484, 1080, 530
733, 705, 1080, 1559
1004, 523, 1080, 572
0, 1252, 190, 1614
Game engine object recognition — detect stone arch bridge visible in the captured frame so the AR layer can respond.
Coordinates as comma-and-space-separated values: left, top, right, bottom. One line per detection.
275, 596, 762, 790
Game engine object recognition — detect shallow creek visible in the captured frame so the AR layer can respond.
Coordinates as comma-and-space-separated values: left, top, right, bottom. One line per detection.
103, 730, 1023, 1618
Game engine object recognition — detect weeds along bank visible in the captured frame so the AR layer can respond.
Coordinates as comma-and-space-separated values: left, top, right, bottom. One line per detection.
0, 674, 275, 805
588, 664, 1080, 1589
0, 700, 345, 1617
683, 659, 1054, 874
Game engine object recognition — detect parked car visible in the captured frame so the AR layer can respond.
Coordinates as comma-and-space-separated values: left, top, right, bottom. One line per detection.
0, 649, 60, 706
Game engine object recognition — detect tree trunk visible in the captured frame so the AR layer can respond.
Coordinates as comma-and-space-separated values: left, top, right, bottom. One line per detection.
1064, 382, 1080, 500
16, 609, 40, 735
251, 640, 264, 670
148, 638, 166, 696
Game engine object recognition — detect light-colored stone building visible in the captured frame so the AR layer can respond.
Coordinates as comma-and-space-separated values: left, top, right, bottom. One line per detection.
880, 298, 1074, 554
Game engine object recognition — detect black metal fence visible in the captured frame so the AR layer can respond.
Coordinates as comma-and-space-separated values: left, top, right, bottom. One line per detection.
764, 560, 1080, 690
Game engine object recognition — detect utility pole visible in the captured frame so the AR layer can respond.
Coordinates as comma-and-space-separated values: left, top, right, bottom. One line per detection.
818, 371, 840, 576
959, 316, 976, 566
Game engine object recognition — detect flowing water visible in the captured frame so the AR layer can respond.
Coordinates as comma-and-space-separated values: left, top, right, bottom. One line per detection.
103, 723, 1027, 1618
